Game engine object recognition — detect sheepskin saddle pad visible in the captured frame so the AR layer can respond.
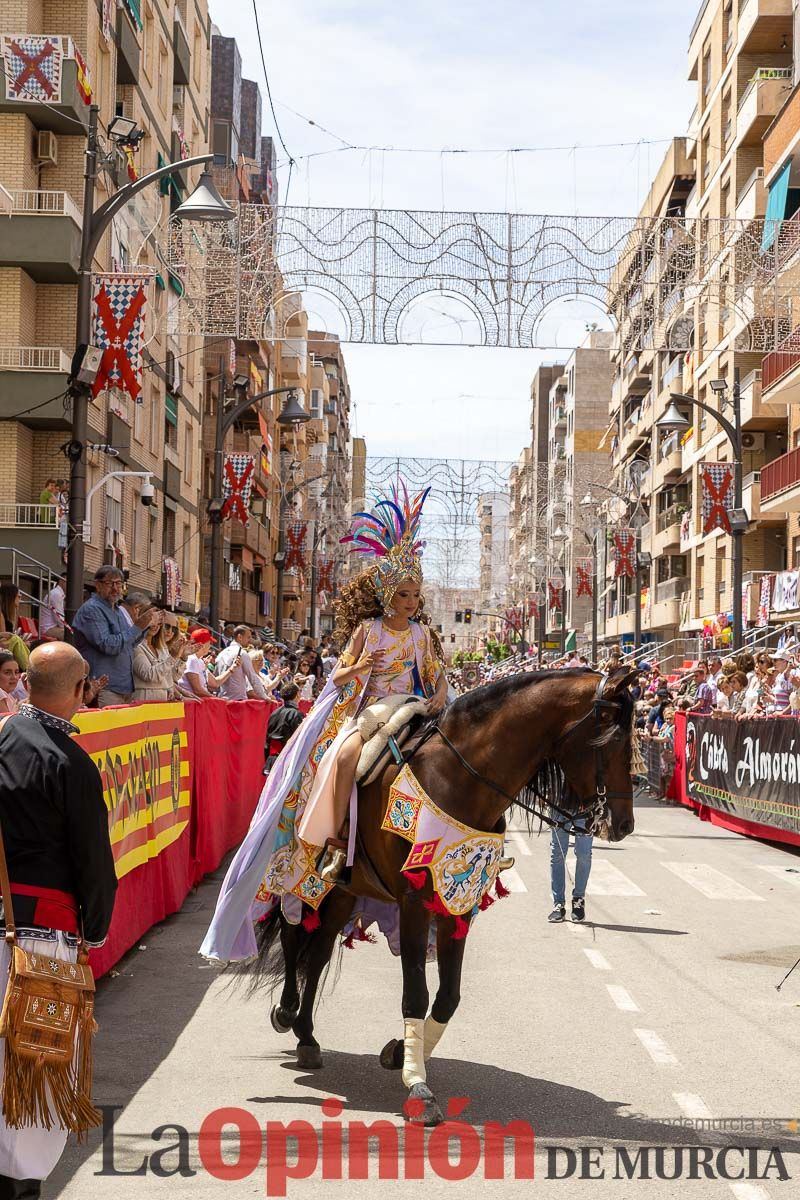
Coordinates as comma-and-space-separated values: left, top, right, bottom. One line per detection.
356, 695, 429, 785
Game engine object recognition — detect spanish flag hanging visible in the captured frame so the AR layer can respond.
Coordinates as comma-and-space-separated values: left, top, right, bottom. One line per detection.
73, 45, 92, 104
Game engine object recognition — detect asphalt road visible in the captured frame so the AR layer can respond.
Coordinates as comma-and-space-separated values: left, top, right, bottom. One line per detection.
48, 792, 800, 1198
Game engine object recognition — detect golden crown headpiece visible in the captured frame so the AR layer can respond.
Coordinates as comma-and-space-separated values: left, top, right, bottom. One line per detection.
341, 483, 430, 607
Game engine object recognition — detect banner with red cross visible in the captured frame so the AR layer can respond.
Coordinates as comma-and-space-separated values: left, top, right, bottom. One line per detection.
547, 581, 563, 611
700, 462, 734, 535
221, 455, 255, 524
317, 558, 335, 596
575, 558, 593, 598
1, 35, 62, 103
91, 274, 150, 402
285, 522, 308, 573
613, 528, 636, 578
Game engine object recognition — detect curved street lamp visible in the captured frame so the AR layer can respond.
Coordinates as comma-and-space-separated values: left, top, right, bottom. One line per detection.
657, 372, 746, 650
66, 105, 235, 624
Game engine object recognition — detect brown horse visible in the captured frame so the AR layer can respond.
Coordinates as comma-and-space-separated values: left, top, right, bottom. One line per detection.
253, 666, 637, 1125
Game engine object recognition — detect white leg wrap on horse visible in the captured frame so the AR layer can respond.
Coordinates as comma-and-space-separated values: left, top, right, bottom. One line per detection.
401, 1018, 427, 1088
423, 1016, 448, 1060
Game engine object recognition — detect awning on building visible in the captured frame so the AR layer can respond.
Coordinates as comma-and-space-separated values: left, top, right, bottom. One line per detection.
761, 158, 792, 253
165, 394, 178, 426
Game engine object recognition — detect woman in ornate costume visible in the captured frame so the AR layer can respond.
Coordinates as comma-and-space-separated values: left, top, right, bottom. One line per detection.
200, 484, 448, 963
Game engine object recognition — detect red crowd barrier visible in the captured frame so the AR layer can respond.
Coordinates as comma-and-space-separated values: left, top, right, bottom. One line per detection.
82, 698, 274, 977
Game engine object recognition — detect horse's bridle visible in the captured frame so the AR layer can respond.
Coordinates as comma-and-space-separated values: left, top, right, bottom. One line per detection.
409, 674, 630, 837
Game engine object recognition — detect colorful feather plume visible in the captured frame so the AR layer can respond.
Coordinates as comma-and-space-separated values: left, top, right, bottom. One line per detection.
341, 482, 430, 558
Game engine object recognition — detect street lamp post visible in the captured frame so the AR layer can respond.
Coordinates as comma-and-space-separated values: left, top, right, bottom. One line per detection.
207, 380, 299, 633
274, 393, 313, 641
66, 104, 233, 625
658, 368, 745, 651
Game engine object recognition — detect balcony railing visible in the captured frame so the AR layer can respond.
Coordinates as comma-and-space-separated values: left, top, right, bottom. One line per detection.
762, 326, 800, 391
8, 190, 82, 223
656, 505, 684, 533
0, 503, 57, 528
737, 67, 792, 112
0, 346, 72, 371
761, 447, 800, 502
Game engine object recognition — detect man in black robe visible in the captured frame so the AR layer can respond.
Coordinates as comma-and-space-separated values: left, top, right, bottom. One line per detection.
0, 642, 117, 1199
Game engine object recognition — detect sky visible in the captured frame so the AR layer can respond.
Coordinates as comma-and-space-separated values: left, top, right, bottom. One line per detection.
208, 0, 702, 464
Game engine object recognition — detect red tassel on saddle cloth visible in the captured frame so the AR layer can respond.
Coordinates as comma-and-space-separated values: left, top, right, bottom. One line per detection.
495, 877, 510, 899
423, 894, 450, 918
403, 869, 428, 891
302, 909, 321, 932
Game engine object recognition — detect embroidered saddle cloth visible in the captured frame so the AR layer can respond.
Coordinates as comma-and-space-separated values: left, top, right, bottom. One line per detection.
381, 764, 504, 916
356, 696, 428, 784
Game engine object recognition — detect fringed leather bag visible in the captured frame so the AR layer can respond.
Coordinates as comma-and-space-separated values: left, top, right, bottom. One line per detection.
0, 822, 101, 1136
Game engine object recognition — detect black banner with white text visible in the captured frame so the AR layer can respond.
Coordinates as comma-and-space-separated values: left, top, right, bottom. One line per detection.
685, 715, 800, 836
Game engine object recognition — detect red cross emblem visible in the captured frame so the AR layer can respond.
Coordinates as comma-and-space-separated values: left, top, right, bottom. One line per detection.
317, 559, 335, 595
92, 283, 146, 401
548, 582, 563, 610
576, 562, 592, 597
285, 523, 308, 572
9, 38, 57, 98
220, 458, 254, 523
613, 531, 636, 578
702, 466, 733, 534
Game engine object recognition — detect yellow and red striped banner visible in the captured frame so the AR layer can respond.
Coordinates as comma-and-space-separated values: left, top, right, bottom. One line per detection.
74, 702, 190, 880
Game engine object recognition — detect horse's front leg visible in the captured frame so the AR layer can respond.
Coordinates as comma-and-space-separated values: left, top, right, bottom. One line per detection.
291, 889, 355, 1069
398, 895, 443, 1125
381, 911, 467, 1073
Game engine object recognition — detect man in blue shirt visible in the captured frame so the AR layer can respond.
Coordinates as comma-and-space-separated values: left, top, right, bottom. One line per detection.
73, 566, 154, 706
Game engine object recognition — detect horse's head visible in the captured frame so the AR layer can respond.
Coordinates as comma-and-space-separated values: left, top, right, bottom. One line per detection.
556, 666, 638, 843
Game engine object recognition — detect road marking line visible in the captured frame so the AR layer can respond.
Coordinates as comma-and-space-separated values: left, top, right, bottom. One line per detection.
662, 862, 765, 901
507, 831, 532, 856
631, 833, 668, 854
585, 858, 646, 897
606, 984, 639, 1011
729, 1185, 772, 1200
634, 1028, 678, 1065
583, 948, 611, 970
498, 866, 526, 893
753, 865, 800, 888
673, 1092, 714, 1119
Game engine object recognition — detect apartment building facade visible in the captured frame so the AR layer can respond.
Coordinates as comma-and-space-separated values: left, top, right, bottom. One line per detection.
752, 2, 800, 630
0, 0, 212, 612
679, 0, 790, 640
601, 2, 794, 652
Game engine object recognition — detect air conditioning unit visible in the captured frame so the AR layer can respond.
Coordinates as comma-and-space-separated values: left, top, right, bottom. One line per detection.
741, 432, 765, 451
36, 130, 58, 165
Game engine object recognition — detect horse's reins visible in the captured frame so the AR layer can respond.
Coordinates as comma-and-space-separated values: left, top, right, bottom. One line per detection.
407, 674, 630, 837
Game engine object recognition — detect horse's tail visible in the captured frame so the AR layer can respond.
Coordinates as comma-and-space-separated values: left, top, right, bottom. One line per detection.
242, 903, 339, 1001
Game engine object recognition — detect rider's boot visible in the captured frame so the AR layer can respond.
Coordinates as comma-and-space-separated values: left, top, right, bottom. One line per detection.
317, 837, 348, 883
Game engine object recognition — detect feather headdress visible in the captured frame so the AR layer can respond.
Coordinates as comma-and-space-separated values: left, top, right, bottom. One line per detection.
341, 483, 430, 606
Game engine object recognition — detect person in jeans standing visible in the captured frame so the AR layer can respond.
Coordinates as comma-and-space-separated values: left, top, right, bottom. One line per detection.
73, 567, 154, 706
548, 814, 593, 923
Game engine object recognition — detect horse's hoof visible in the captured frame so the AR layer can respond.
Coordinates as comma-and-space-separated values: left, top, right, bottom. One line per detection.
296, 1043, 323, 1070
406, 1082, 444, 1126
270, 1004, 298, 1034
379, 1038, 404, 1070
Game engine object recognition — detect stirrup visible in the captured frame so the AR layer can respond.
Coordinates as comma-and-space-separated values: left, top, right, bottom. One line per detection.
498, 855, 515, 872
317, 838, 347, 884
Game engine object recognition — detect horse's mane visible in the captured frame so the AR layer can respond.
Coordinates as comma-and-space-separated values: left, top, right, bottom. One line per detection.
449, 668, 634, 823
448, 667, 595, 723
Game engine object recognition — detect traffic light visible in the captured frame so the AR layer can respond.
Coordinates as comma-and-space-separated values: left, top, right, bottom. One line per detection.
455, 611, 463, 623
464, 608, 473, 625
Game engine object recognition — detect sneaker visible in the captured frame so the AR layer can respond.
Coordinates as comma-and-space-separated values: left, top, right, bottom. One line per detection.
548, 905, 566, 923
571, 897, 586, 922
